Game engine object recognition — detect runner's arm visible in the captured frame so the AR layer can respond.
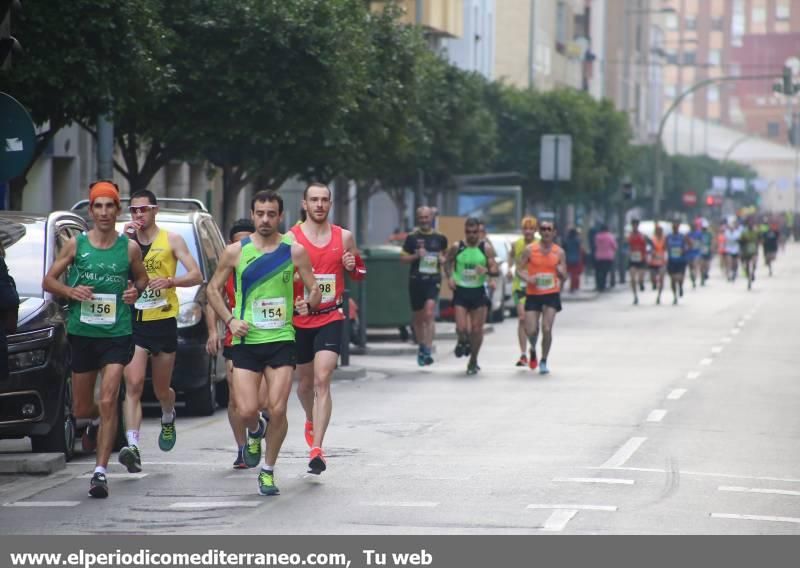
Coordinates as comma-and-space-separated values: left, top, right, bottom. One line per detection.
484, 242, 500, 277
557, 248, 568, 282
163, 232, 202, 288
42, 237, 90, 300
292, 243, 321, 310
515, 247, 531, 283
342, 229, 366, 280
204, 303, 220, 356
207, 243, 239, 325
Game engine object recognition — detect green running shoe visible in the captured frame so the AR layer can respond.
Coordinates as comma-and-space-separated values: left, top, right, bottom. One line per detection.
118, 445, 142, 473
244, 415, 267, 468
158, 413, 177, 452
258, 470, 279, 496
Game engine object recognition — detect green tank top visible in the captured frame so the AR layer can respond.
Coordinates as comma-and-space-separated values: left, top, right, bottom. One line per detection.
66, 233, 132, 338
233, 234, 295, 345
453, 241, 488, 288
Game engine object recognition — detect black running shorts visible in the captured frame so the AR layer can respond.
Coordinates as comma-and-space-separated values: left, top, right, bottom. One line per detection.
295, 320, 343, 365
133, 318, 177, 355
525, 293, 563, 313
667, 260, 687, 275
408, 279, 441, 312
69, 334, 134, 374
453, 286, 490, 311
232, 341, 296, 373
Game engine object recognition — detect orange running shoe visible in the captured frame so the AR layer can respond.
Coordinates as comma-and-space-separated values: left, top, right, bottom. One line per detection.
528, 350, 538, 371
515, 354, 528, 367
304, 420, 314, 448
308, 446, 327, 475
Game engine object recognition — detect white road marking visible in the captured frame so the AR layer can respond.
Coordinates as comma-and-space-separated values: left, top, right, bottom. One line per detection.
542, 509, 578, 531
528, 504, 617, 512
700, 358, 713, 366
111, 473, 149, 480
365, 501, 439, 508
600, 437, 647, 468
3, 501, 81, 508
667, 389, 687, 400
719, 486, 800, 497
732, 328, 741, 335
592, 466, 800, 484
737, 320, 745, 327
711, 513, 800, 525
647, 409, 667, 422
711, 346, 724, 354
553, 477, 635, 485
721, 337, 732, 343
413, 475, 472, 481
687, 371, 701, 380
169, 501, 261, 510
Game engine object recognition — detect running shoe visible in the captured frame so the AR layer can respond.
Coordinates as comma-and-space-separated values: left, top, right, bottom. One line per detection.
308, 447, 327, 475
118, 445, 142, 473
639, 282, 645, 292
158, 412, 176, 452
304, 420, 314, 448
417, 352, 426, 366
528, 350, 538, 371
258, 470, 280, 496
81, 422, 99, 453
515, 354, 528, 367
423, 347, 434, 365
454, 341, 465, 358
233, 448, 247, 469
633, 296, 639, 305
463, 342, 471, 357
244, 415, 267, 468
466, 362, 479, 376
539, 361, 550, 375
88, 472, 108, 498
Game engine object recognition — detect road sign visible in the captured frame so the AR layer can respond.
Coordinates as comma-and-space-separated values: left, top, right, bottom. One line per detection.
540, 134, 572, 181
682, 190, 697, 207
0, 92, 35, 182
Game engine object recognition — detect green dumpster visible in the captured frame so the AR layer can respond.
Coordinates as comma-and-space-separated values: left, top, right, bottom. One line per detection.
353, 245, 411, 330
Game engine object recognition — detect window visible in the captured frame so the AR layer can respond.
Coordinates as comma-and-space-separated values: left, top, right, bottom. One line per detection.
665, 84, 677, 97
197, 219, 223, 278
666, 51, 679, 65
685, 16, 697, 30
776, 0, 791, 20
666, 14, 679, 29
555, 1, 567, 46
752, 7, 766, 23
711, 16, 724, 30
708, 49, 722, 66
767, 122, 780, 138
707, 86, 720, 102
683, 51, 697, 65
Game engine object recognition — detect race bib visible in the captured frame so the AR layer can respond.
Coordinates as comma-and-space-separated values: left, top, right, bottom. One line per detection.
80, 293, 116, 325
461, 268, 478, 285
670, 247, 683, 259
134, 286, 167, 310
702, 245, 711, 255
534, 273, 555, 289
630, 251, 643, 262
746, 242, 757, 255
308, 274, 336, 304
419, 253, 439, 275
252, 298, 286, 329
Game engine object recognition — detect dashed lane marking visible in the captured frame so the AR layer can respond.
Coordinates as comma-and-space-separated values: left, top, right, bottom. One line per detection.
647, 409, 667, 422
600, 437, 647, 469
591, 466, 800, 484
687, 371, 701, 380
711, 346, 724, 354
667, 389, 687, 400
710, 513, 800, 525
719, 486, 800, 497
553, 477, 634, 485
364, 501, 439, 508
169, 501, 261, 510
700, 358, 713, 365
542, 509, 578, 531
528, 504, 617, 512
721, 337, 732, 343
3, 501, 81, 508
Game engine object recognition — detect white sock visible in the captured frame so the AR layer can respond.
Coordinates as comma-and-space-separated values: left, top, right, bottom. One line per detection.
94, 466, 107, 475
126, 430, 139, 447
162, 409, 175, 423
90, 417, 101, 426
262, 465, 274, 473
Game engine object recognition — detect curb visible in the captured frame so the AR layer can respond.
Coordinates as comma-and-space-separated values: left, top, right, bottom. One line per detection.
0, 453, 66, 475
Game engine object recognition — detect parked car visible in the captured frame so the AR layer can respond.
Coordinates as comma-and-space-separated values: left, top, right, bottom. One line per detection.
0, 211, 88, 460
484, 234, 510, 323
72, 198, 227, 416
488, 232, 524, 317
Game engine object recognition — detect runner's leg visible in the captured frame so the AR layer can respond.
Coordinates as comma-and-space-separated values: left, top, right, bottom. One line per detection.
226, 360, 245, 448
96, 364, 124, 469
262, 366, 293, 468
122, 346, 148, 445
468, 306, 487, 368
540, 306, 557, 362
311, 350, 338, 449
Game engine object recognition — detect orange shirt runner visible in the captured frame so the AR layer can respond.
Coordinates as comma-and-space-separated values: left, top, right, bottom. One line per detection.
649, 236, 666, 267
526, 242, 562, 295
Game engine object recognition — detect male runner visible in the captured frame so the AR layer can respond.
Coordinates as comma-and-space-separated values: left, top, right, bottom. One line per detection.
666, 219, 690, 305
698, 219, 714, 285
627, 219, 648, 305
762, 221, 780, 276
648, 224, 667, 304
444, 218, 499, 375
205, 218, 269, 469
118, 190, 202, 473
208, 191, 320, 496
42, 181, 148, 498
508, 217, 539, 366
292, 182, 366, 475
686, 219, 704, 289
739, 218, 760, 290
517, 221, 566, 375
401, 207, 448, 366
723, 217, 743, 282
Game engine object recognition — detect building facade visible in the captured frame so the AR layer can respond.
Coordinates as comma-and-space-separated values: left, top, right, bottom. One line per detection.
441, 0, 495, 79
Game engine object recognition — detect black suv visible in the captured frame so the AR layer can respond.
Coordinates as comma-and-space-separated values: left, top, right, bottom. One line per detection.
72, 198, 227, 415
0, 211, 88, 460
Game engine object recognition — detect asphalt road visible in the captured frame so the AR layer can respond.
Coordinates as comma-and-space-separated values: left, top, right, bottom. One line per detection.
1, 245, 798, 534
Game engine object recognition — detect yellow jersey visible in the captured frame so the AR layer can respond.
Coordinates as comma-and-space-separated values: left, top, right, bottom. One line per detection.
134, 229, 179, 321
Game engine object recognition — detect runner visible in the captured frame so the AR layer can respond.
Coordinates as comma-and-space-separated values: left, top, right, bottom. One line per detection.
205, 218, 270, 469
698, 219, 714, 286
118, 190, 202, 474
666, 219, 690, 305
648, 224, 667, 305
401, 207, 448, 366
717, 219, 728, 275
444, 218, 499, 375
207, 190, 320, 496
686, 219, 704, 289
627, 219, 648, 305
506, 216, 538, 365
739, 218, 760, 291
517, 220, 566, 375
42, 181, 149, 498
291, 183, 366, 475
723, 217, 744, 282
762, 221, 780, 276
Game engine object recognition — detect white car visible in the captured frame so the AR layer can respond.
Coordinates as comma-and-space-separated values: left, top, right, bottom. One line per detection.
488, 233, 522, 318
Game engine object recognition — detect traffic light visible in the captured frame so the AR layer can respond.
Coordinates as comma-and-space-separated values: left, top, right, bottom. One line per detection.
0, 0, 21, 70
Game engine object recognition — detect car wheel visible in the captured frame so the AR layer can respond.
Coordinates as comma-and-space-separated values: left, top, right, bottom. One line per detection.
186, 359, 216, 416
31, 376, 76, 461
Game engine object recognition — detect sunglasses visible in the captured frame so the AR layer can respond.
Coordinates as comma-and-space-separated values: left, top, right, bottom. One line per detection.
129, 205, 157, 214
540, 226, 554, 232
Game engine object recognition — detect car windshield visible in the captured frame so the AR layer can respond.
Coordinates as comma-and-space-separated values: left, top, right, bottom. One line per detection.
115, 220, 201, 279
487, 235, 509, 259
1, 220, 45, 298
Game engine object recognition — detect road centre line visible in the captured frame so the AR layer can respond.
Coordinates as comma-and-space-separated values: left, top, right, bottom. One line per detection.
600, 437, 647, 468
731, 328, 741, 335
721, 337, 732, 343
528, 504, 617, 512
169, 501, 261, 510
667, 389, 687, 400
687, 371, 701, 380
542, 509, 578, 531
590, 466, 800, 484
710, 513, 800, 525
719, 486, 800, 497
365, 501, 439, 508
711, 346, 724, 354
647, 410, 667, 422
3, 501, 81, 507
700, 358, 713, 366
553, 477, 634, 485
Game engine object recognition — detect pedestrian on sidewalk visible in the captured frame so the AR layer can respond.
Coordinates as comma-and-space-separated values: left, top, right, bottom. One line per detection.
594, 225, 617, 292
564, 228, 584, 293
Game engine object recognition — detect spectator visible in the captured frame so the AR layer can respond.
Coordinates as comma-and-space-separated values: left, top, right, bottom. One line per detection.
564, 228, 584, 292
594, 224, 617, 292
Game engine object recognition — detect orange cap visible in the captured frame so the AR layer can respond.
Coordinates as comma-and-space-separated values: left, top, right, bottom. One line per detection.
89, 181, 120, 206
